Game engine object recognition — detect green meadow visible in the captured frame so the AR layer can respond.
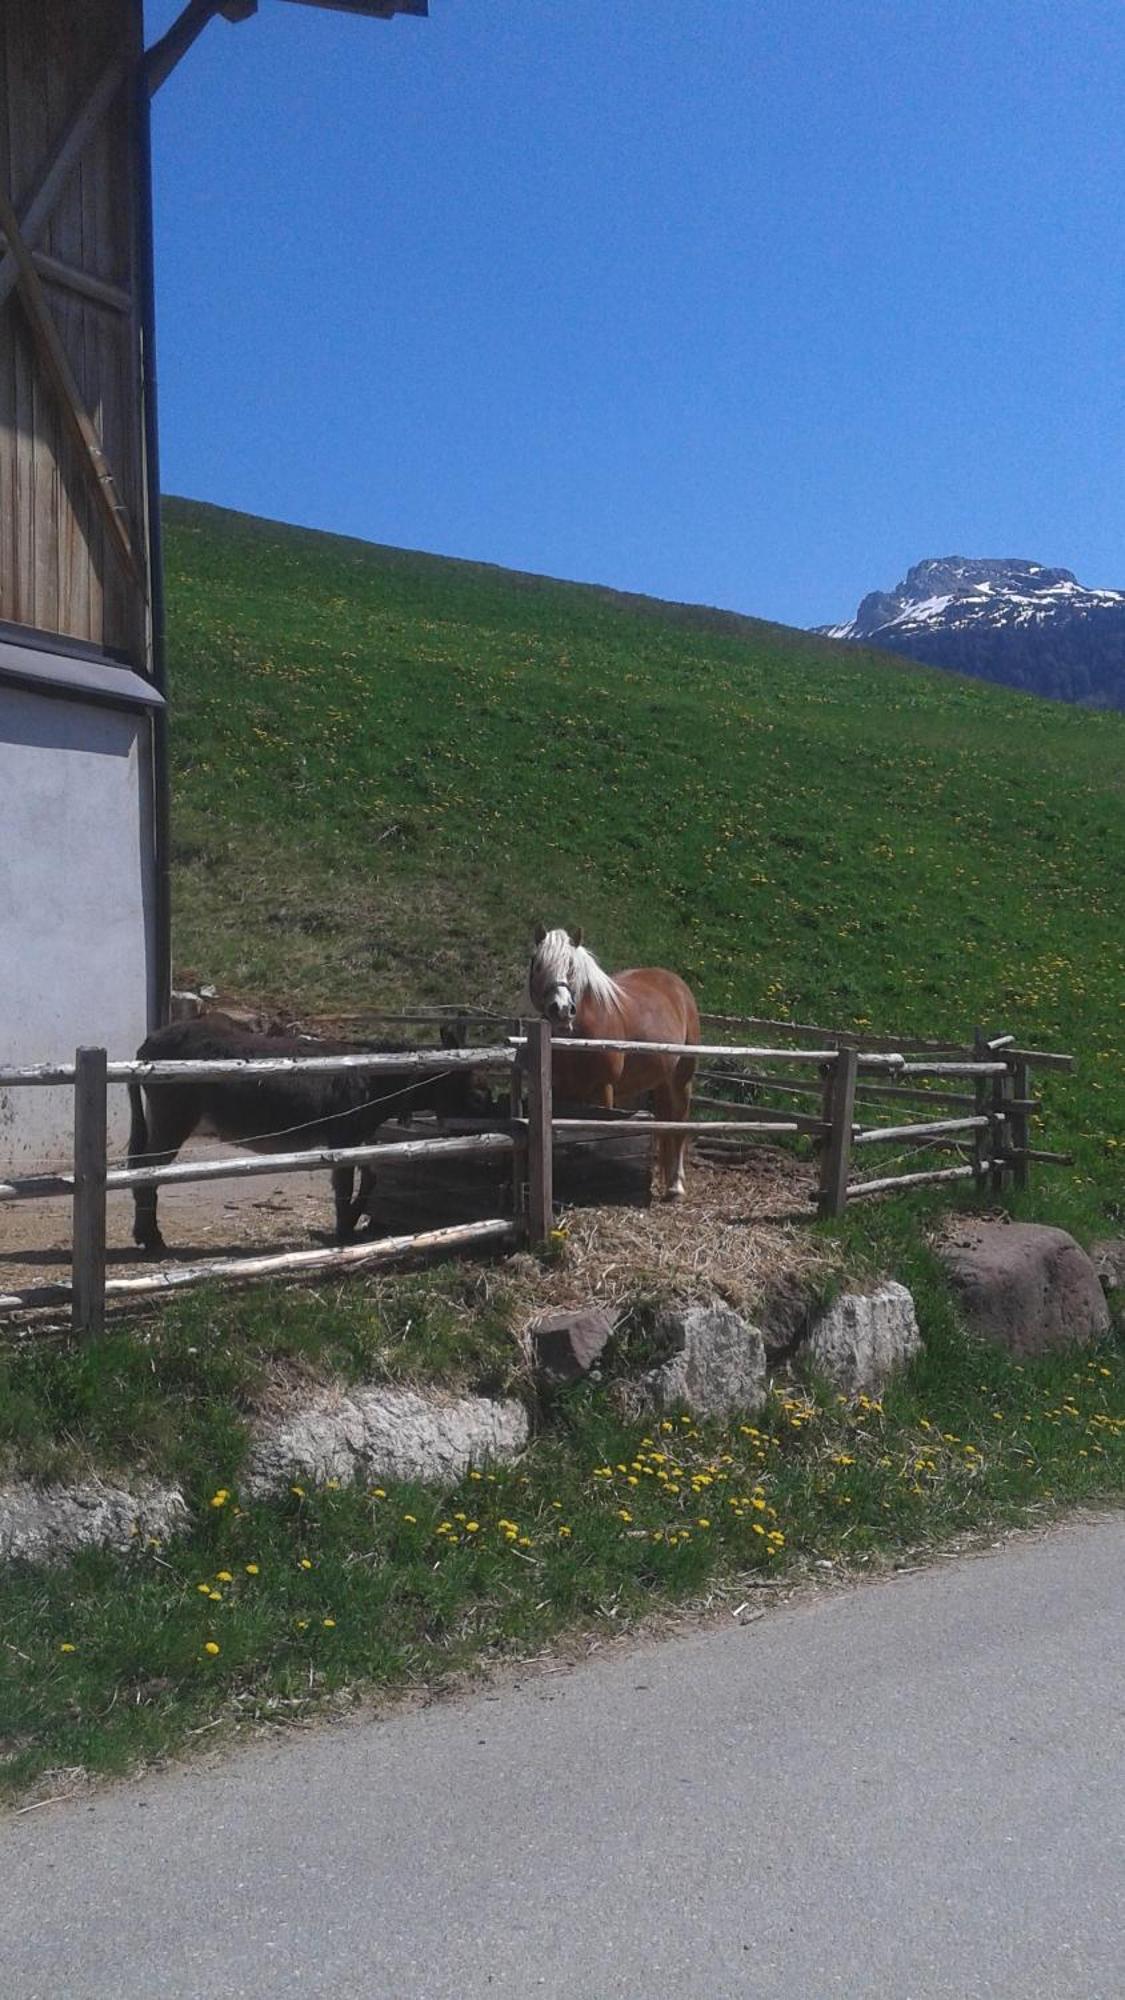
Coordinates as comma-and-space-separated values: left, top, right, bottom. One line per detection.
166, 497, 1123, 1239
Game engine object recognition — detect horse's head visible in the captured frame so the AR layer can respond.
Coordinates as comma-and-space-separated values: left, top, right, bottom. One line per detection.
528, 924, 583, 1028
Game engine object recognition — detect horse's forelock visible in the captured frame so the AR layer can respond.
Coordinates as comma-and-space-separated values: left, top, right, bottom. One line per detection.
531, 930, 625, 1013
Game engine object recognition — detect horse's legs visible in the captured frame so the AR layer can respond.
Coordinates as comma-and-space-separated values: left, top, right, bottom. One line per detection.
653, 1060, 694, 1199
129, 1090, 195, 1251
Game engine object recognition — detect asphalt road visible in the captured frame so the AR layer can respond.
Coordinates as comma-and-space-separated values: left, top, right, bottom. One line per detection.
4, 1514, 1123, 2000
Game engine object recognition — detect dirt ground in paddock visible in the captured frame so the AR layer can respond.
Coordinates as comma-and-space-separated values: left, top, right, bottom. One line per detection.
0, 1136, 821, 1315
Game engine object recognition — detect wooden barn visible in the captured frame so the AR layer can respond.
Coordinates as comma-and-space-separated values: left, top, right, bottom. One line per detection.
0, 0, 427, 1172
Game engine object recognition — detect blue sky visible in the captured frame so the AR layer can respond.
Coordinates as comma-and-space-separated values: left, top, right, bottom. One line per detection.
146, 0, 1125, 628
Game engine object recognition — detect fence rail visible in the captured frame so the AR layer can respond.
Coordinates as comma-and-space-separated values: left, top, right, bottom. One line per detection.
0, 1016, 1074, 1335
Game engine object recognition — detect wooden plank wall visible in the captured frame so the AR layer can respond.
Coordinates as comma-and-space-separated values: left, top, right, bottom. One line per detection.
0, 0, 148, 664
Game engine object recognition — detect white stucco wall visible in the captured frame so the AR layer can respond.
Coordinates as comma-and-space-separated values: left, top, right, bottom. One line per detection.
0, 685, 158, 1173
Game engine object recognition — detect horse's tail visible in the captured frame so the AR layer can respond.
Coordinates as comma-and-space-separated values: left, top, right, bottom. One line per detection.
127, 1080, 148, 1164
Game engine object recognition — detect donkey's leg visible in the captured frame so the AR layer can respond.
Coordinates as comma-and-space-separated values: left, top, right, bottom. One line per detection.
129, 1090, 193, 1251
332, 1165, 358, 1243
354, 1165, 378, 1232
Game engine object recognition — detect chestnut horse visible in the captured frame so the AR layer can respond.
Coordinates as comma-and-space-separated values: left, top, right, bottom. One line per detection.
527, 926, 700, 1198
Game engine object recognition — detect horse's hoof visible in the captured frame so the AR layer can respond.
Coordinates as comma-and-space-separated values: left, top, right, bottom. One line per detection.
135, 1234, 166, 1255
666, 1185, 686, 1203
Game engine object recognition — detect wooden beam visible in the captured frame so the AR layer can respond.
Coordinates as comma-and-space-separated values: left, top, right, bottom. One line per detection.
848, 1164, 977, 1199
0, 1045, 515, 1087
112, 1130, 512, 1192
0, 47, 130, 318
32, 251, 132, 317
852, 1116, 989, 1147
144, 2, 225, 95
551, 1119, 801, 1136
100, 1217, 514, 1300
0, 182, 139, 578
514, 1035, 906, 1068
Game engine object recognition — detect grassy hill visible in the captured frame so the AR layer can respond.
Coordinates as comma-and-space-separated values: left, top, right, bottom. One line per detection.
164, 498, 1124, 1238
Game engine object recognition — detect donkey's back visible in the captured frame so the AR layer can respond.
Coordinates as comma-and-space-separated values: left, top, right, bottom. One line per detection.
128, 1013, 472, 1250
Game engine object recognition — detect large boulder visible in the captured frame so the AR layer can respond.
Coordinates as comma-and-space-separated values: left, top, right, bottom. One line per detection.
937, 1222, 1110, 1357
802, 1282, 921, 1395
629, 1302, 767, 1419
0, 1480, 187, 1566
527, 1307, 616, 1386
243, 1385, 529, 1497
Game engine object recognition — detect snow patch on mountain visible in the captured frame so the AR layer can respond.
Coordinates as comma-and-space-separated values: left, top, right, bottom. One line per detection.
819, 557, 1125, 644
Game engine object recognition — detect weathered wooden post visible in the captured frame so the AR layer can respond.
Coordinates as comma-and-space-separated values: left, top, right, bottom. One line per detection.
817, 1044, 858, 1219
507, 1016, 525, 1220
988, 1039, 1010, 1198
72, 1045, 108, 1335
972, 1026, 991, 1191
524, 1015, 553, 1244
1009, 1056, 1031, 1192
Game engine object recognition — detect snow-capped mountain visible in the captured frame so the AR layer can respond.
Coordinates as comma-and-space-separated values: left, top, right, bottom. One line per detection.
817, 558, 1125, 708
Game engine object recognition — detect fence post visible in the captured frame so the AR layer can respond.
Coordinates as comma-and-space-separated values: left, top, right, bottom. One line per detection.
972, 1026, 991, 1192
989, 1047, 1010, 1199
524, 1015, 553, 1244
72, 1045, 108, 1336
507, 1017, 525, 1220
1009, 1057, 1030, 1192
817, 1044, 857, 1219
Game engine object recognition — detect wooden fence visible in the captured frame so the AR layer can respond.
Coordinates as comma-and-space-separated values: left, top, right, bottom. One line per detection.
0, 1017, 1073, 1335
0, 1041, 521, 1335
510, 1016, 1074, 1244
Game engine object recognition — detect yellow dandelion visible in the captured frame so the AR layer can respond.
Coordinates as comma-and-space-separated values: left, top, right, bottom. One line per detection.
204, 1641, 220, 1657
215, 1570, 233, 1583
59, 1642, 76, 1654
245, 1563, 260, 1576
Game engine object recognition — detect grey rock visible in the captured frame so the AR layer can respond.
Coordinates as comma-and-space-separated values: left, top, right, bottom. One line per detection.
528, 1308, 615, 1385
634, 1302, 767, 1419
803, 1283, 921, 1395
0, 1480, 187, 1567
938, 1222, 1110, 1357
1089, 1239, 1125, 1292
243, 1386, 529, 1497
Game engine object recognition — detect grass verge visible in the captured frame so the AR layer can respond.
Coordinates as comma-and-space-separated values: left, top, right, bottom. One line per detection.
2, 1268, 1121, 1805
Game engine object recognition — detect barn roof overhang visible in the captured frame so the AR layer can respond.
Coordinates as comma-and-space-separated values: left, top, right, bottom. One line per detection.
146, 0, 427, 96
0, 630, 166, 715
278, 2, 428, 16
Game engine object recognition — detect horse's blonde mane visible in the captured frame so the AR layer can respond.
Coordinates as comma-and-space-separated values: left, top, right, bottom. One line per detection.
534, 929, 625, 1013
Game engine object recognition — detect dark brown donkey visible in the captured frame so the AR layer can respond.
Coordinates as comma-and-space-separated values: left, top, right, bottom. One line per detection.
127, 1014, 473, 1251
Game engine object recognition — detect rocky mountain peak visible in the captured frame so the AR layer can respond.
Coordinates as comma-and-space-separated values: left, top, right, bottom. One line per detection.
815, 554, 1125, 709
